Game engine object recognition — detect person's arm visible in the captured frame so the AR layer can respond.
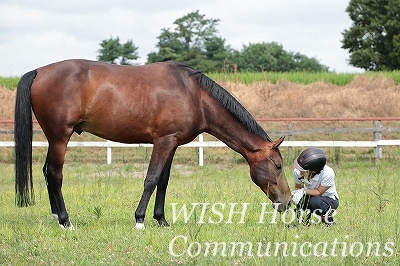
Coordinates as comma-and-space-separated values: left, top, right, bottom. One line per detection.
305, 185, 330, 196
293, 169, 304, 190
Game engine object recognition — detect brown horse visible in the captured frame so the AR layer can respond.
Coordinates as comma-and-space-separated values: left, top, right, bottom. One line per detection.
15, 59, 291, 229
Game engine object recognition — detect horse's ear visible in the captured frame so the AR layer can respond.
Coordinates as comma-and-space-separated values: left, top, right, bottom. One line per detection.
271, 136, 285, 149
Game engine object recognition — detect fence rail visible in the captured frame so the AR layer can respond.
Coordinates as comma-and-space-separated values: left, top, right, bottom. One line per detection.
2, 118, 400, 165
1, 138, 400, 166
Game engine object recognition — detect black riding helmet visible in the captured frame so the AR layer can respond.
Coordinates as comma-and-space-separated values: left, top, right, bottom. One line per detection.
296, 147, 326, 171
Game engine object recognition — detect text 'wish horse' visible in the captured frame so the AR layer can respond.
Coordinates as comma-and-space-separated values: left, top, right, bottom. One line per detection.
14, 59, 291, 229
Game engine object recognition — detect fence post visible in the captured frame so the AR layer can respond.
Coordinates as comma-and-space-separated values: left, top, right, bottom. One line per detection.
287, 121, 292, 162
373, 120, 382, 164
199, 134, 204, 166
107, 141, 112, 164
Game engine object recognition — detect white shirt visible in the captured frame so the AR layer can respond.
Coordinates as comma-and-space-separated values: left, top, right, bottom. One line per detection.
293, 165, 339, 200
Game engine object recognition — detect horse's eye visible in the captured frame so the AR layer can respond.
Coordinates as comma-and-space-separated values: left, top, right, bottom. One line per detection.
269, 157, 282, 170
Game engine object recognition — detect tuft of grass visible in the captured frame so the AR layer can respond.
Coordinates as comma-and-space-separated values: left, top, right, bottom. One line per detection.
93, 206, 103, 219
372, 164, 390, 213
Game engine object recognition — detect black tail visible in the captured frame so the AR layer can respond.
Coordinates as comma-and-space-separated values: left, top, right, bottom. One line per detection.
15, 69, 37, 207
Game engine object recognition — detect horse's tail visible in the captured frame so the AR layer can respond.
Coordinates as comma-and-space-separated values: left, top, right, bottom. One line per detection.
15, 69, 37, 207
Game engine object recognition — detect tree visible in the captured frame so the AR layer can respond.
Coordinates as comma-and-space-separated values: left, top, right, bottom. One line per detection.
147, 11, 328, 72
292, 53, 329, 72
147, 10, 233, 72
341, 0, 400, 71
235, 42, 328, 72
97, 37, 139, 65
120, 40, 139, 65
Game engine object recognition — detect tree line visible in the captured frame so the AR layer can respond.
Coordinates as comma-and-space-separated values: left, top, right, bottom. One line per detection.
98, 1, 400, 72
97, 10, 328, 73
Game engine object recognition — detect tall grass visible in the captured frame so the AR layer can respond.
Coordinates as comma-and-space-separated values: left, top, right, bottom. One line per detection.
208, 70, 400, 86
0, 155, 399, 265
0, 76, 20, 90
364, 70, 400, 85
2, 71, 400, 90
208, 71, 357, 86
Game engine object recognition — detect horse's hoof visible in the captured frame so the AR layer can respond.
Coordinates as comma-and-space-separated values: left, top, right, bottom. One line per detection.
59, 223, 75, 230
58, 220, 75, 230
135, 222, 145, 230
66, 223, 75, 230
158, 220, 170, 227
154, 215, 170, 227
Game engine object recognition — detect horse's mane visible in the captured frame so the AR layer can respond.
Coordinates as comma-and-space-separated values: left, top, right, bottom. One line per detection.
175, 62, 272, 142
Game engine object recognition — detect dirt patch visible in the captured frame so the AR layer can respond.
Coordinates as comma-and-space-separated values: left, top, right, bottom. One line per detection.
2, 76, 400, 121
0, 87, 15, 120
222, 76, 400, 118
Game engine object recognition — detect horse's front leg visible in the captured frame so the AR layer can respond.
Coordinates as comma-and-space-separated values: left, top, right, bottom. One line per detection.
153, 153, 175, 227
134, 139, 177, 230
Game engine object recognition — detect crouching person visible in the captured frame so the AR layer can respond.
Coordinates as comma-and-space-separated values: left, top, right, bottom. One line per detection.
291, 147, 339, 226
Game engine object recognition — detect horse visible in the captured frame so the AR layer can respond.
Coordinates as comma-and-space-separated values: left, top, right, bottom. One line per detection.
14, 59, 291, 229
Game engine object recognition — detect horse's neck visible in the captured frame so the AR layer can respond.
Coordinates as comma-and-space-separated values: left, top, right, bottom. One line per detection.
204, 108, 265, 159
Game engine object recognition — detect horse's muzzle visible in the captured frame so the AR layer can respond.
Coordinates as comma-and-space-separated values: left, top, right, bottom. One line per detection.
274, 200, 291, 212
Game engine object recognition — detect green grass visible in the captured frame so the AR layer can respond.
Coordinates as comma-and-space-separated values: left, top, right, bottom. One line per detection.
2, 70, 400, 89
208, 71, 358, 86
0, 76, 20, 90
1, 154, 399, 265
208, 70, 400, 86
364, 70, 400, 84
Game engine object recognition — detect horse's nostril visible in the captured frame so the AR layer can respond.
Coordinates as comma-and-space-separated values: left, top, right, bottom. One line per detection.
274, 200, 291, 212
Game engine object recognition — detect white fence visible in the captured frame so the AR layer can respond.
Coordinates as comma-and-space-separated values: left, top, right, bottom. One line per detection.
1, 135, 400, 166
2, 118, 400, 165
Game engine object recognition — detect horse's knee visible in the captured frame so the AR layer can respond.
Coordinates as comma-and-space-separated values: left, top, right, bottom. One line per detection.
143, 176, 158, 192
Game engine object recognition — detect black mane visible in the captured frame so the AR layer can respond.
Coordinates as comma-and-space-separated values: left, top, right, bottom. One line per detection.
177, 63, 272, 142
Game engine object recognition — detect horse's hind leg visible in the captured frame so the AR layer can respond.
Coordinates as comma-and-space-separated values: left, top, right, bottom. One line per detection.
43, 153, 59, 220
44, 141, 74, 229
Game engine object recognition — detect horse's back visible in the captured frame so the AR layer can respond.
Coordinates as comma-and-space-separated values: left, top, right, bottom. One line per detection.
30, 60, 204, 144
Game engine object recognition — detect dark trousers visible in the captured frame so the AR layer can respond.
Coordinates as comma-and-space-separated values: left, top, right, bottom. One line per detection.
299, 195, 339, 223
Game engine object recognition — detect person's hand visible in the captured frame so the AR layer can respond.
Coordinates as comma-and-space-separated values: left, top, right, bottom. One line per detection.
291, 188, 305, 205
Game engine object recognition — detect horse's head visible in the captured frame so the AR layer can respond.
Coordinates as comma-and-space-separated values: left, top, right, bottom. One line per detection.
249, 136, 291, 212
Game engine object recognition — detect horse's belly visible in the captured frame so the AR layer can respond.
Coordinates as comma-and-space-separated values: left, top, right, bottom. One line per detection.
78, 120, 155, 144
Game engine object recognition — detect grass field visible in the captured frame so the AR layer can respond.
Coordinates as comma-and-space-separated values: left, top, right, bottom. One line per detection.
208, 70, 400, 85
1, 69, 400, 265
1, 149, 399, 265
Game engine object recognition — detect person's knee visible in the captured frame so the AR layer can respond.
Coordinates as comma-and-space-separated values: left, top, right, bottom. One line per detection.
308, 197, 330, 215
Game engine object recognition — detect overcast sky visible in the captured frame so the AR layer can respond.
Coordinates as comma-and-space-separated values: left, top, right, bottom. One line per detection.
0, 0, 363, 76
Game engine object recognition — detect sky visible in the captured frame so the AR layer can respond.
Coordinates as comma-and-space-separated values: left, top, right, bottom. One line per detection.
0, 0, 363, 76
